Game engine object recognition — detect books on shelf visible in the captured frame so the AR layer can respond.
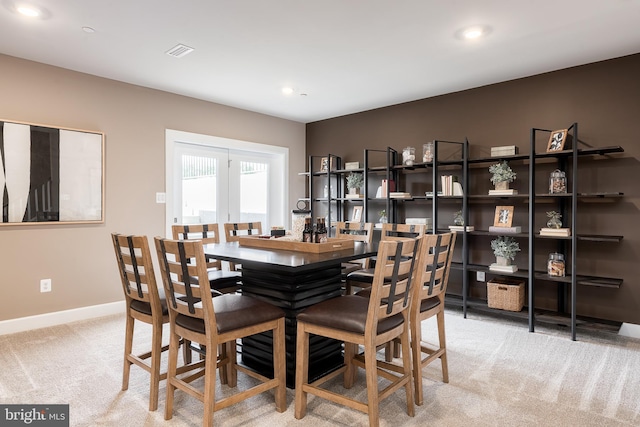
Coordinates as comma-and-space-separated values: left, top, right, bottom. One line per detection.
491, 145, 519, 157
540, 228, 571, 237
345, 193, 363, 199
448, 225, 475, 232
488, 226, 522, 234
407, 217, 433, 229
488, 189, 518, 195
489, 263, 518, 273
380, 179, 396, 197
440, 175, 460, 196
425, 191, 444, 197
390, 192, 411, 199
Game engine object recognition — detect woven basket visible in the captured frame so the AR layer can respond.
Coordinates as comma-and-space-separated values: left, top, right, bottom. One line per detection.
487, 278, 524, 311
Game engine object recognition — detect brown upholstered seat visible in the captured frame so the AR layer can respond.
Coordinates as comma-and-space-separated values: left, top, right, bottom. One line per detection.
172, 223, 241, 293
111, 233, 192, 411
345, 223, 426, 295
295, 236, 426, 427
155, 237, 287, 426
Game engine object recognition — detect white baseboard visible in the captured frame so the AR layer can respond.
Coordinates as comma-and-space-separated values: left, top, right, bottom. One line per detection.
0, 301, 126, 336
618, 322, 640, 339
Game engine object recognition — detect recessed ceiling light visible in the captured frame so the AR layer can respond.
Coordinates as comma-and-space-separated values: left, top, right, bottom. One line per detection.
16, 5, 39, 17
455, 25, 492, 41
4, 1, 50, 19
282, 87, 295, 95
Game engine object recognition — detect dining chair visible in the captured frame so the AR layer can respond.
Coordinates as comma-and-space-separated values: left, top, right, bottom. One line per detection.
172, 223, 241, 293
334, 221, 374, 282
111, 233, 193, 411
345, 223, 426, 295
295, 236, 425, 427
154, 237, 287, 426
222, 222, 263, 271
407, 231, 456, 405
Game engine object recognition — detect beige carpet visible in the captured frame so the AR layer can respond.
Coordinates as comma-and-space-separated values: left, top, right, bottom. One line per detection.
1, 308, 639, 426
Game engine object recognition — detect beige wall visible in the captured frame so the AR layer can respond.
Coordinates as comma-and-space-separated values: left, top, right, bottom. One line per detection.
0, 54, 306, 322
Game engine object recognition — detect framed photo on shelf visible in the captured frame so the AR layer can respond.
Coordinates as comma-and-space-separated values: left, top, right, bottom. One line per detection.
546, 129, 568, 152
319, 156, 335, 172
351, 206, 363, 222
493, 206, 514, 227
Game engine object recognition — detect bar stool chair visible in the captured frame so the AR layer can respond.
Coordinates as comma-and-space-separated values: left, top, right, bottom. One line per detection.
408, 232, 456, 405
222, 222, 263, 271
155, 237, 287, 427
295, 236, 426, 427
172, 223, 241, 293
111, 233, 192, 411
334, 221, 374, 281
345, 223, 426, 294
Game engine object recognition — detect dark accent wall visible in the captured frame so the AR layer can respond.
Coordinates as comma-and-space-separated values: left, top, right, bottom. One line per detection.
306, 53, 640, 324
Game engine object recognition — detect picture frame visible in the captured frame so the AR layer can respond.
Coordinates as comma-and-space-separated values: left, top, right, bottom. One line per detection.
546, 129, 568, 152
0, 119, 104, 226
319, 156, 336, 172
493, 205, 514, 227
351, 205, 363, 222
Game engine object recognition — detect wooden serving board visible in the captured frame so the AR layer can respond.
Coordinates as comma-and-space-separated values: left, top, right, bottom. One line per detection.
238, 236, 354, 253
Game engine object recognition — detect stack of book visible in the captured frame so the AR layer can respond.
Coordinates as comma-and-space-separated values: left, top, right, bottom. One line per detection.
390, 192, 411, 199
491, 145, 519, 157
345, 193, 363, 199
488, 188, 518, 196
489, 263, 518, 273
488, 226, 522, 234
540, 228, 571, 237
448, 225, 475, 232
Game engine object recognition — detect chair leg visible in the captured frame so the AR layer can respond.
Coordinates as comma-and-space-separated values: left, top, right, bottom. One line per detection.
400, 326, 415, 417
437, 310, 449, 383
122, 313, 134, 391
294, 323, 310, 419
218, 343, 229, 386
226, 340, 237, 387
203, 339, 217, 427
273, 318, 287, 412
343, 342, 357, 388
182, 339, 192, 364
148, 320, 163, 411
411, 315, 424, 406
164, 327, 180, 421
364, 340, 380, 427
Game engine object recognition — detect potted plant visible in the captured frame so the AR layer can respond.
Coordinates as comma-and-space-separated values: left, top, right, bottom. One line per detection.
490, 236, 520, 266
489, 161, 516, 190
546, 211, 562, 229
379, 209, 387, 223
346, 172, 364, 196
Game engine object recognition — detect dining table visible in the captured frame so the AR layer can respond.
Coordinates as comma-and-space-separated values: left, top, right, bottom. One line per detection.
204, 240, 378, 388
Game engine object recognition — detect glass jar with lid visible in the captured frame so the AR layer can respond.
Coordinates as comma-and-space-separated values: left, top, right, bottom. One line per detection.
423, 142, 434, 162
549, 169, 567, 194
402, 147, 415, 166
548, 252, 565, 277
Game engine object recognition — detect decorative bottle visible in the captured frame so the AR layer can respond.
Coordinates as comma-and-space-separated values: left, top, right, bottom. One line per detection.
302, 218, 313, 243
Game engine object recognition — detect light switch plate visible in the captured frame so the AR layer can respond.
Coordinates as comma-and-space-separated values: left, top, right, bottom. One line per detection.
156, 192, 166, 204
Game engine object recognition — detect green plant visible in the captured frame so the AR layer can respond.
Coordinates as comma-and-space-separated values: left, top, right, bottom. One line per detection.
489, 161, 516, 185
346, 172, 364, 190
490, 236, 520, 260
379, 209, 386, 218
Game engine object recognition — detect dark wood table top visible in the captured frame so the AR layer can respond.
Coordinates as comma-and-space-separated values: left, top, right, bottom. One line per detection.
204, 241, 377, 272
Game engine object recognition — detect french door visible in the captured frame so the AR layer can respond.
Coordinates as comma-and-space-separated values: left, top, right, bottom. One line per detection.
166, 130, 287, 240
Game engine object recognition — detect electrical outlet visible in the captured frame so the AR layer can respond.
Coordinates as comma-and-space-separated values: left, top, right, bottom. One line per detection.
40, 278, 52, 293
476, 271, 486, 282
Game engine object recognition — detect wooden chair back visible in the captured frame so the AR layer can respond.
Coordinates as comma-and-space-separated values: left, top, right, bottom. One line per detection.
223, 222, 263, 242
417, 232, 457, 301
366, 236, 424, 329
112, 233, 163, 316
335, 221, 374, 269
155, 238, 215, 328
172, 223, 223, 270
381, 223, 426, 241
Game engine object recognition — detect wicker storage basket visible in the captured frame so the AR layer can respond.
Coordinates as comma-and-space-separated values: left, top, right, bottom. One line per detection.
487, 278, 525, 311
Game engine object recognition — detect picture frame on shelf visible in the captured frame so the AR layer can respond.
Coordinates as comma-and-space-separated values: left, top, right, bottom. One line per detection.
546, 129, 568, 152
351, 206, 363, 222
493, 205, 514, 227
319, 156, 335, 172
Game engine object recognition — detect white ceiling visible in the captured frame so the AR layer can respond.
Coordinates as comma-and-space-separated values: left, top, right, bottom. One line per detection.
1, 0, 639, 124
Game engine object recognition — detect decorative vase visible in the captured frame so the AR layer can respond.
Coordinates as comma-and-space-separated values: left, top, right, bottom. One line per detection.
379, 216, 388, 224
495, 181, 509, 191
547, 216, 562, 229
496, 256, 510, 266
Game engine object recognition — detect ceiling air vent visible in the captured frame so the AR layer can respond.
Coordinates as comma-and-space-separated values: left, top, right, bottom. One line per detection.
165, 44, 194, 58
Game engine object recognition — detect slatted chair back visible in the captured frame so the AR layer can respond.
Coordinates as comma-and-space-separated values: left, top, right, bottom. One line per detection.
172, 223, 223, 271
335, 221, 374, 269
417, 232, 457, 301
112, 233, 163, 316
155, 238, 215, 327
380, 222, 426, 241
223, 222, 263, 242
366, 236, 424, 329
